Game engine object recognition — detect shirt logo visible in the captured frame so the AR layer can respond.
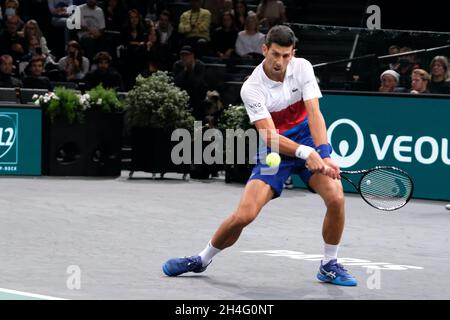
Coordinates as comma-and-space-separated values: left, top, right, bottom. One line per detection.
248, 102, 262, 110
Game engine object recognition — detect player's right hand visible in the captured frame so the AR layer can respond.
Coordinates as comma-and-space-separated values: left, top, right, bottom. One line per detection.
306, 152, 338, 179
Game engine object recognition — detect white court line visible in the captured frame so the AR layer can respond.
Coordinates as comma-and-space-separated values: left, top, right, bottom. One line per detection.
0, 288, 66, 300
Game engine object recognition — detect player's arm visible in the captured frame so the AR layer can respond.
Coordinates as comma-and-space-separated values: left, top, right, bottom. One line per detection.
254, 117, 329, 175
304, 98, 340, 179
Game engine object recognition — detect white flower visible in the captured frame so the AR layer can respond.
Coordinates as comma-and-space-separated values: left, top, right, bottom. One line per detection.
96, 98, 102, 105
51, 95, 60, 100
34, 99, 40, 106
43, 97, 50, 103
32, 94, 39, 100
83, 93, 90, 100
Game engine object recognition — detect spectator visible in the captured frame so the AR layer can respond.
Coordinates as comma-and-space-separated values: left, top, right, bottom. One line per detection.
172, 45, 208, 120
233, 0, 248, 31
3, 0, 21, 22
47, 0, 73, 44
21, 35, 43, 62
429, 56, 450, 94
78, 0, 105, 60
155, 10, 178, 51
145, 26, 170, 71
178, 0, 211, 53
120, 9, 147, 89
203, 0, 233, 29
235, 13, 265, 59
0, 15, 25, 61
20, 19, 50, 56
378, 70, 400, 93
102, 0, 126, 32
22, 55, 53, 90
392, 49, 419, 91
0, 54, 22, 87
122, 9, 146, 49
211, 11, 238, 59
83, 51, 124, 90
58, 40, 90, 81
410, 69, 430, 94
256, 0, 286, 29
388, 45, 400, 55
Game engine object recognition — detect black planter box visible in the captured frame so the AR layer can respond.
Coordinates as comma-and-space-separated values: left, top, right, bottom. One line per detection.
42, 111, 124, 176
129, 127, 189, 177
224, 164, 253, 183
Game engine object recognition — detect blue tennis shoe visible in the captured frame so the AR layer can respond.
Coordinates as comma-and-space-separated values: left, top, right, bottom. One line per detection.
162, 255, 209, 277
317, 259, 357, 286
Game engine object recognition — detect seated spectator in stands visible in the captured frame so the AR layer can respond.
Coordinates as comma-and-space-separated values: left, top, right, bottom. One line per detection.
429, 56, 450, 94
235, 13, 265, 59
22, 55, 53, 90
233, 0, 248, 31
58, 40, 90, 81
3, 0, 23, 27
155, 10, 178, 53
388, 45, 400, 55
0, 15, 25, 61
178, 0, 211, 55
21, 35, 44, 62
172, 45, 208, 120
48, 0, 73, 44
0, 54, 22, 87
203, 0, 233, 29
410, 69, 430, 94
83, 51, 124, 91
102, 0, 126, 32
145, 26, 171, 71
20, 20, 50, 56
78, 0, 105, 60
256, 0, 286, 29
378, 70, 400, 93
122, 9, 147, 50
392, 55, 416, 90
211, 11, 238, 59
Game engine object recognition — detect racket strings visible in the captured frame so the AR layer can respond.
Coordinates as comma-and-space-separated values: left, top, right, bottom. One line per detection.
359, 169, 412, 210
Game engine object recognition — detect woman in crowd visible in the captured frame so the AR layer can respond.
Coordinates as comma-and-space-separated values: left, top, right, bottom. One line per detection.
211, 11, 238, 59
57, 40, 90, 81
235, 13, 265, 59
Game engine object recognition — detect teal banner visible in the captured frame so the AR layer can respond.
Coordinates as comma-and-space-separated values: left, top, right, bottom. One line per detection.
293, 93, 450, 201
0, 106, 41, 175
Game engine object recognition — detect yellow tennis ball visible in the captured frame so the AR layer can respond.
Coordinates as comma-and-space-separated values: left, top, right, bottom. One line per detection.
266, 152, 281, 167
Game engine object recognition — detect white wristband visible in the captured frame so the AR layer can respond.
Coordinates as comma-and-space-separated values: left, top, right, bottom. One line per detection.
295, 145, 315, 160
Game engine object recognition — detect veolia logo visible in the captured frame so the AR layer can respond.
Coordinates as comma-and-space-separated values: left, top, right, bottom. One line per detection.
0, 114, 17, 161
327, 119, 364, 168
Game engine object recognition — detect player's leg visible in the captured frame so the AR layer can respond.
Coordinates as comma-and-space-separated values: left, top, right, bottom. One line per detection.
309, 174, 345, 246
162, 179, 274, 277
209, 179, 274, 250
308, 174, 357, 286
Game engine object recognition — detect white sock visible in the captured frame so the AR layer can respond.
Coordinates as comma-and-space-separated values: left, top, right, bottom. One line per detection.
198, 241, 221, 267
322, 243, 339, 265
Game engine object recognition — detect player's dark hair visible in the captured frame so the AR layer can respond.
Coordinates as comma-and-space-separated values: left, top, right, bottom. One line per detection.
265, 25, 297, 48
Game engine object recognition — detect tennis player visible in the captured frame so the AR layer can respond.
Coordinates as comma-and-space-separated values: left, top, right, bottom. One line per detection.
162, 25, 357, 286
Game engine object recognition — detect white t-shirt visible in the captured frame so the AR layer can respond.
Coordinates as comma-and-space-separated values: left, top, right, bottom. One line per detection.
235, 31, 265, 57
78, 4, 105, 38
241, 57, 322, 133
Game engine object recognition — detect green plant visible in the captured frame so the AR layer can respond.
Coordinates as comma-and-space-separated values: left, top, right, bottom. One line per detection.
125, 71, 195, 130
218, 104, 253, 132
34, 87, 85, 124
86, 84, 123, 113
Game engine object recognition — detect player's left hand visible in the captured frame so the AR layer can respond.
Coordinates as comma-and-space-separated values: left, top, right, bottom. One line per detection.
323, 158, 341, 180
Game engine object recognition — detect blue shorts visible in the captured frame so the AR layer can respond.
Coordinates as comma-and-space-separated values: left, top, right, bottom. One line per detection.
247, 120, 316, 198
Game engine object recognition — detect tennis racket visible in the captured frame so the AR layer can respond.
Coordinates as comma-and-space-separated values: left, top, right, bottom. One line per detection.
340, 166, 414, 211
